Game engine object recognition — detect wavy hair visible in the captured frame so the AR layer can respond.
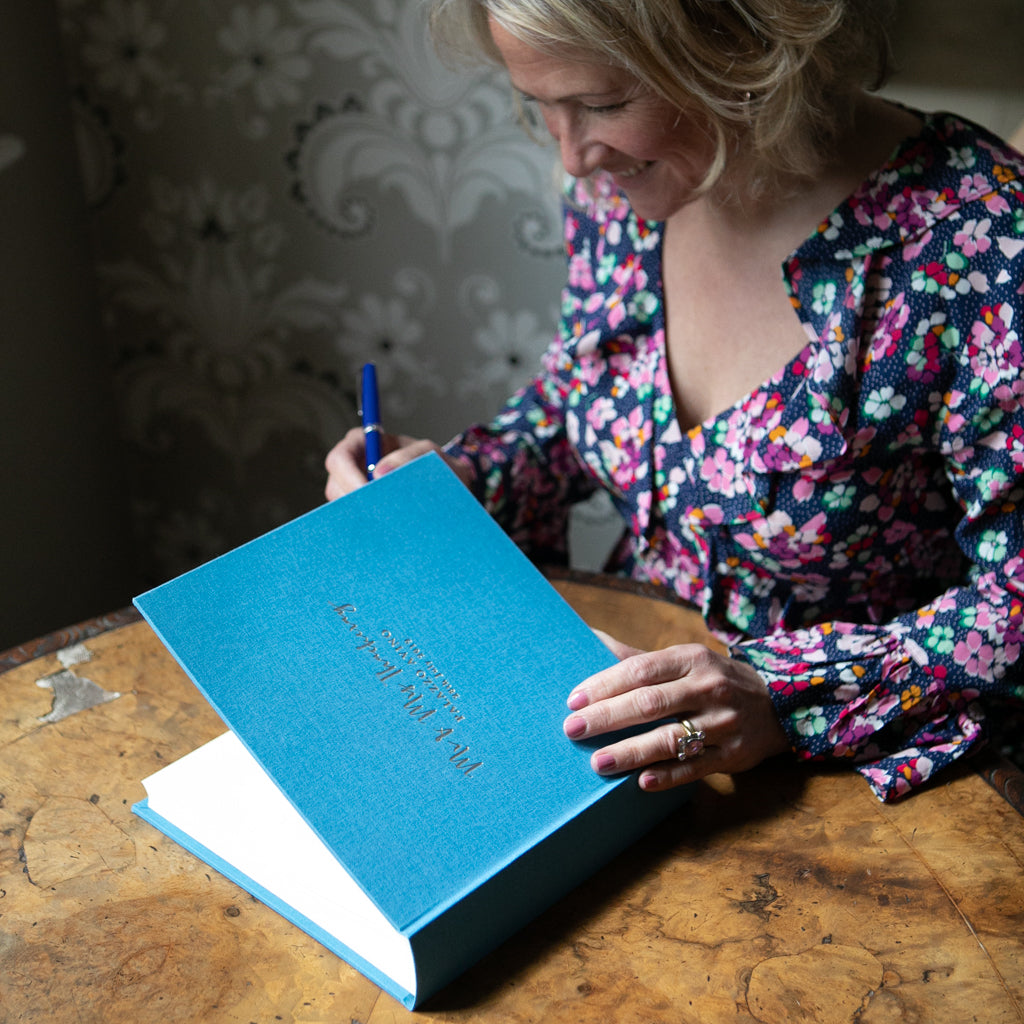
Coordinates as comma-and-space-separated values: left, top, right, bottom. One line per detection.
429, 0, 895, 194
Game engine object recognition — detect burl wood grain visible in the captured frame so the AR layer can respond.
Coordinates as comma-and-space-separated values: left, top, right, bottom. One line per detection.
1, 581, 1021, 1023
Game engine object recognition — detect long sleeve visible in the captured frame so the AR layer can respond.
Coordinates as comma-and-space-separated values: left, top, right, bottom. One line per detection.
443, 173, 657, 564
443, 343, 599, 564
727, 116, 1024, 800
446, 113, 1024, 802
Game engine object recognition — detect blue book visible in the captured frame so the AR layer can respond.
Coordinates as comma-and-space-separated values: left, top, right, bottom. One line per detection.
132, 453, 691, 1009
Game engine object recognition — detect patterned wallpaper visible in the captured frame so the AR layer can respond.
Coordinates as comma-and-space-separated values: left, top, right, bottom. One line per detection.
3, 0, 1023, 645
55, 0, 568, 585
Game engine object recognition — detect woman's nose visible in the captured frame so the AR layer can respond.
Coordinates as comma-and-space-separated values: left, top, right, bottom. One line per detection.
542, 108, 601, 178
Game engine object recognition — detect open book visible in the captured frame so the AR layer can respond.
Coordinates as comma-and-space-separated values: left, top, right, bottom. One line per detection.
133, 453, 691, 1008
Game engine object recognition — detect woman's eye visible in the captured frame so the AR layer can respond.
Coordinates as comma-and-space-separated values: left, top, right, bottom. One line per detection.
584, 102, 628, 114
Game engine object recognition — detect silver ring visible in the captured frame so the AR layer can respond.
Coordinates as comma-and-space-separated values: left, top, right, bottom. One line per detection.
676, 718, 706, 762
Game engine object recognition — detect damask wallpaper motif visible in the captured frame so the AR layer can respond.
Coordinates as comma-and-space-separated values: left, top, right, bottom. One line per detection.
4, 0, 1021, 644
56, 0, 569, 584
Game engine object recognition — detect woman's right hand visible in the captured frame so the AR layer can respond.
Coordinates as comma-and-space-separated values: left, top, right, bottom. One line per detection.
324, 426, 472, 500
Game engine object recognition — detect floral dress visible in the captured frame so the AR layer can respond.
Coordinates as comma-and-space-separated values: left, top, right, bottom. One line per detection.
445, 110, 1024, 801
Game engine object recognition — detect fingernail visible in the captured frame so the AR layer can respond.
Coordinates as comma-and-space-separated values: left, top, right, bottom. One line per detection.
594, 753, 616, 772
567, 690, 588, 711
564, 716, 587, 739
639, 773, 659, 790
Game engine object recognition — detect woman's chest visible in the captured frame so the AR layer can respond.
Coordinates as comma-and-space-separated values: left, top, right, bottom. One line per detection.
660, 217, 813, 432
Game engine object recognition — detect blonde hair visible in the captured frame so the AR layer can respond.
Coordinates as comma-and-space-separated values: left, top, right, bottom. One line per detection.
430, 0, 894, 194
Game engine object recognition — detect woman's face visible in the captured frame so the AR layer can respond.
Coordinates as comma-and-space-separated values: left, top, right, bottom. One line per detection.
489, 17, 716, 221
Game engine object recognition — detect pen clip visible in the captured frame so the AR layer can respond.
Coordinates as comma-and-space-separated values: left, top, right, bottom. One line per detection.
359, 362, 382, 480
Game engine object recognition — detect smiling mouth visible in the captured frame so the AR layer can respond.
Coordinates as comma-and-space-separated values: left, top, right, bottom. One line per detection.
614, 161, 653, 179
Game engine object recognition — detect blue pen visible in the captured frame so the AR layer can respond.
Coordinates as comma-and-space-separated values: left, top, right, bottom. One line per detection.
361, 362, 382, 479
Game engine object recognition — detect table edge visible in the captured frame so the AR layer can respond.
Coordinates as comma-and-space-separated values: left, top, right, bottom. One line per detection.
5, 572, 1022, 817
0, 606, 143, 675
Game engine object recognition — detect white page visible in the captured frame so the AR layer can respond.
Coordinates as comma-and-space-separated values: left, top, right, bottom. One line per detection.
140, 731, 416, 993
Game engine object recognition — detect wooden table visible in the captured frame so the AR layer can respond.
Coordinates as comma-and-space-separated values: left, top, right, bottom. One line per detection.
2, 573, 1022, 1023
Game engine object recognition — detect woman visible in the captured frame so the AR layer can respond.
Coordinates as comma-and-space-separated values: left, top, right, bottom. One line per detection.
326, 0, 1024, 801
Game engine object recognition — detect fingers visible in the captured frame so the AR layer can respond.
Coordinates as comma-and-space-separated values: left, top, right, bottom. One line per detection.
324, 432, 472, 500
589, 720, 687, 772
565, 643, 715, 731
324, 427, 371, 500
564, 641, 790, 792
637, 748, 723, 792
587, 718, 722, 789
376, 438, 445, 477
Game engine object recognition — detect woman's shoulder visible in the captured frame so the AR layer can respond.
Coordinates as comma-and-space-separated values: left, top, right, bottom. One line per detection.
865, 106, 1024, 199
797, 106, 1024, 262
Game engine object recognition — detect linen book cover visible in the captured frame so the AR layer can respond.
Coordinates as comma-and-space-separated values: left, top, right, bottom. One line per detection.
132, 453, 691, 1008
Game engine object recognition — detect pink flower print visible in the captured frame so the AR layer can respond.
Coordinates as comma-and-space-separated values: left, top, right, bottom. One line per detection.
902, 228, 934, 262
860, 765, 895, 794
852, 191, 897, 232
653, 345, 671, 388
766, 663, 820, 696
870, 298, 910, 363
1004, 424, 1024, 467
740, 510, 830, 566
981, 190, 1012, 216
604, 218, 623, 246
568, 250, 595, 291
611, 405, 651, 451
953, 171, 1009, 214
953, 629, 995, 677
898, 754, 934, 787
936, 387, 968, 433
689, 425, 706, 458
656, 463, 686, 509
636, 488, 652, 519
791, 573, 830, 603
700, 448, 738, 495
972, 602, 999, 633
564, 211, 580, 244
972, 303, 1021, 364
889, 189, 934, 236
573, 345, 604, 380
793, 474, 815, 502
607, 346, 636, 376
628, 351, 656, 389
611, 254, 635, 287
958, 173, 990, 200
701, 503, 725, 526
585, 395, 618, 432
969, 347, 1005, 390
769, 418, 824, 469
994, 377, 1024, 406
858, 493, 895, 523
882, 520, 918, 545
829, 712, 881, 755
789, 511, 831, 559
953, 217, 992, 256
606, 295, 626, 331
810, 344, 838, 385
599, 438, 634, 491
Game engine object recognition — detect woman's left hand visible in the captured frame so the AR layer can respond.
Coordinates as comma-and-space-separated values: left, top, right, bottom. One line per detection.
564, 632, 791, 790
